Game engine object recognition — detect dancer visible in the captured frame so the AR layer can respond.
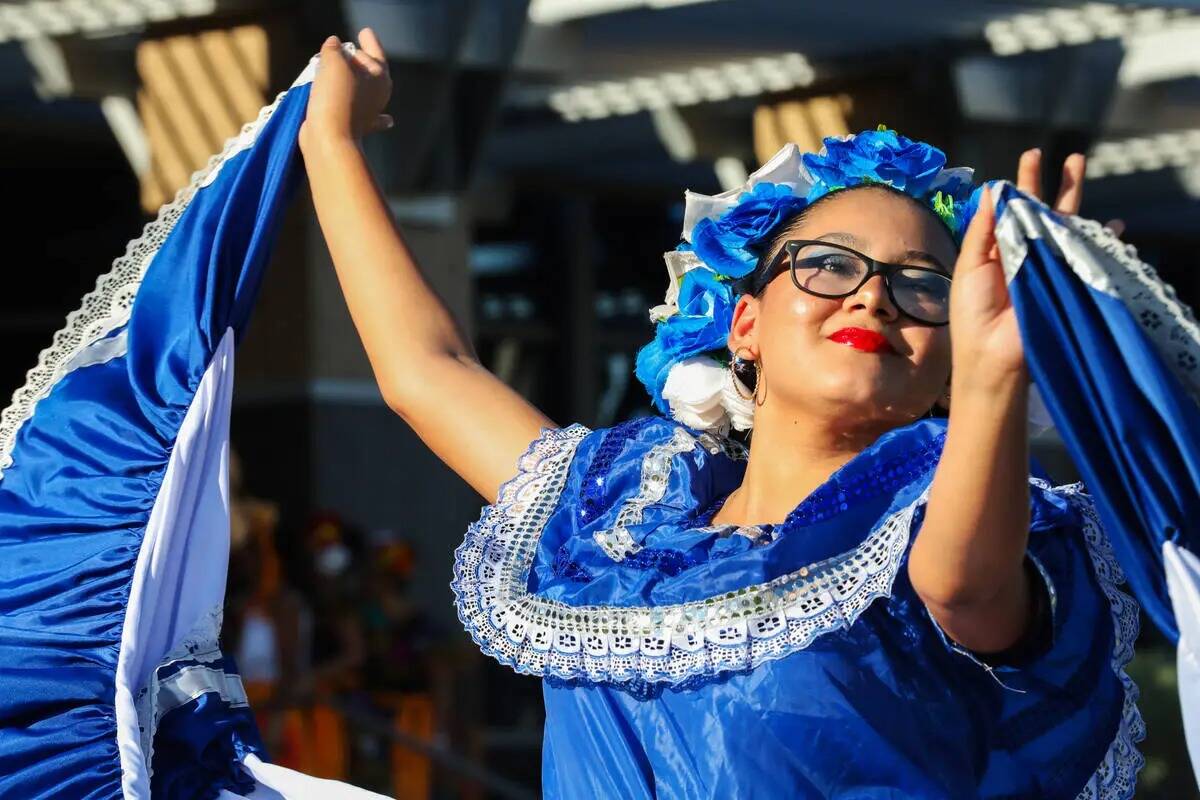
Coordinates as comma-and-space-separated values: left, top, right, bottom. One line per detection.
306, 32, 1150, 798
5, 27, 1199, 799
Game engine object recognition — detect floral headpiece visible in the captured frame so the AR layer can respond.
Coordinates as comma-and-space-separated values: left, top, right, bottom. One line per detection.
635, 127, 982, 435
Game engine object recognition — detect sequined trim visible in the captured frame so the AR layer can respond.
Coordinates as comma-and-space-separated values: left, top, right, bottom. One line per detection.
594, 525, 643, 562
696, 430, 749, 461
592, 426, 698, 562
452, 423, 932, 689
691, 434, 945, 539
577, 418, 656, 525
1067, 485, 1146, 800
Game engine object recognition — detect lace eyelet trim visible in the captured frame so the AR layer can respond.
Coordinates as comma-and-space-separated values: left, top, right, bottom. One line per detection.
1067, 485, 1146, 800
452, 424, 929, 689
1060, 212, 1199, 399
0, 54, 322, 480
996, 192, 1199, 406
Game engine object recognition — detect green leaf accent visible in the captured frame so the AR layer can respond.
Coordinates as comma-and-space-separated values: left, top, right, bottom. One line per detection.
930, 190, 957, 229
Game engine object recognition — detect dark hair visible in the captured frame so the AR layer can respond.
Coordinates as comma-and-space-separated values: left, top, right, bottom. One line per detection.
734, 183, 960, 299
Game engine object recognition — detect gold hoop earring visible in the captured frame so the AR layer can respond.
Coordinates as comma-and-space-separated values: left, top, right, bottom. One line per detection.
730, 347, 758, 400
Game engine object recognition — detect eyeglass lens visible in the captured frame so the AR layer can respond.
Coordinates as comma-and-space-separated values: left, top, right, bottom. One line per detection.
790, 243, 951, 324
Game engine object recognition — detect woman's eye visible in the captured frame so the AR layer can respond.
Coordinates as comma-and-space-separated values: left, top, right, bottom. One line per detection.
816, 256, 858, 273
904, 275, 950, 298
798, 252, 855, 270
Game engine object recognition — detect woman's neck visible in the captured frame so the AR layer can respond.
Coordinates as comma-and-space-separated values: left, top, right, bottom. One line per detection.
712, 403, 896, 527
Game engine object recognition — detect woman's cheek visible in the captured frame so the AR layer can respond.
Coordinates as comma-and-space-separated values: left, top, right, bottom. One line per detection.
784, 293, 835, 322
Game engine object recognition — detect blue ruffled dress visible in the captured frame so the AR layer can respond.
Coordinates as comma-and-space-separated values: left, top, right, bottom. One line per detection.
453, 415, 1144, 799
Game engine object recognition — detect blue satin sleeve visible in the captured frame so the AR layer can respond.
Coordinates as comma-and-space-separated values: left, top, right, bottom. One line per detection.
920, 482, 1143, 798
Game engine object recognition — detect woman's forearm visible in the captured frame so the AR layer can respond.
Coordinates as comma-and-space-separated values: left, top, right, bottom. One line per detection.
909, 372, 1033, 651
299, 131, 476, 405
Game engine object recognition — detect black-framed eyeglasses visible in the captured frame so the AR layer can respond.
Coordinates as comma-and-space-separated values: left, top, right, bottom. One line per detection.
767, 239, 953, 326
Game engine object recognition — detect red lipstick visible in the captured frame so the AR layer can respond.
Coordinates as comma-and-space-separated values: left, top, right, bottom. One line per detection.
829, 327, 894, 354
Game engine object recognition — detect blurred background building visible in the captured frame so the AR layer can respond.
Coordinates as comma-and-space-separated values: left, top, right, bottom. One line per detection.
0, 0, 1197, 796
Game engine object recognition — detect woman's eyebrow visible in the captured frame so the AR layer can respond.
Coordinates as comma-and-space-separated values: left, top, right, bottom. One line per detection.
813, 231, 861, 248
813, 233, 951, 272
901, 249, 950, 272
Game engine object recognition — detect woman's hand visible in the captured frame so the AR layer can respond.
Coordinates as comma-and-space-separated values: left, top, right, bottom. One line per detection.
948, 150, 1090, 395
300, 28, 393, 148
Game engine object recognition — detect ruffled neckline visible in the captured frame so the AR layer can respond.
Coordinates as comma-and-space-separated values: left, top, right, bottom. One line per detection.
540, 416, 951, 609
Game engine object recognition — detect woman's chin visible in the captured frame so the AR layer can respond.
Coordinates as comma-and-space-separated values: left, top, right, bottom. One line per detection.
802, 385, 915, 422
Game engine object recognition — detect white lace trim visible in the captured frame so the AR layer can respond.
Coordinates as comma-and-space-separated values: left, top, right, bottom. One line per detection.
1068, 486, 1147, 800
1060, 212, 1200, 402
452, 424, 928, 687
995, 189, 1200, 405
0, 53, 322, 480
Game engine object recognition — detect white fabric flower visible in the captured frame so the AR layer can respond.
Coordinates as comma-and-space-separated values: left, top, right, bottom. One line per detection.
662, 356, 758, 435
649, 251, 707, 323
680, 144, 816, 243
721, 371, 756, 432
662, 356, 731, 435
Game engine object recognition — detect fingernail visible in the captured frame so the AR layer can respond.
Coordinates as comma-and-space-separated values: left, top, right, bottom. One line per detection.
324, 35, 339, 46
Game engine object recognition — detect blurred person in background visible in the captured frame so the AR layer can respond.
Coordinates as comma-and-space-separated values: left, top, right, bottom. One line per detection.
222, 448, 308, 762
360, 538, 441, 798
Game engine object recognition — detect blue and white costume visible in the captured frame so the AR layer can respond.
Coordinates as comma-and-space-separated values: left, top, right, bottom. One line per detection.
0, 46, 1194, 799
0, 52, 385, 800
452, 135, 1200, 798
454, 416, 1142, 798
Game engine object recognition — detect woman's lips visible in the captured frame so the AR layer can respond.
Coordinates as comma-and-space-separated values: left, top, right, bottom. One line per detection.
829, 327, 894, 354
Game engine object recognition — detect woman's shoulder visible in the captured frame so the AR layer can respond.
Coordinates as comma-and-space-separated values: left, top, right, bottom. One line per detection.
499, 416, 748, 524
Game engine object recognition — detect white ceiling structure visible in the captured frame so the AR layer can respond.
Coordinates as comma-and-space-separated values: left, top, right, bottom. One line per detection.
477, 0, 1200, 226
0, 0, 1195, 219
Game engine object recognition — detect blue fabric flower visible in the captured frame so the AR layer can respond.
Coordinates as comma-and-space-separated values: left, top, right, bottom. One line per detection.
691, 182, 808, 279
635, 268, 736, 413
803, 128, 948, 200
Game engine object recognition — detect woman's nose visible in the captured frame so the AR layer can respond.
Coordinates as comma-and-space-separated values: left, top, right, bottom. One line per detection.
845, 273, 899, 321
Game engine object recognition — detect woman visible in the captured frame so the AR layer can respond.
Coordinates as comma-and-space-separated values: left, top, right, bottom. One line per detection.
0, 27, 1148, 800
302, 31, 1140, 798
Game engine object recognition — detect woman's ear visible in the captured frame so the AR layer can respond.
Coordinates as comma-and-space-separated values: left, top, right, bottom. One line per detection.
727, 294, 760, 358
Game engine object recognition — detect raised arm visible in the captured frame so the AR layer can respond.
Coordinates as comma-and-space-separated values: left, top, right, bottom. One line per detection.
299, 30, 554, 503
909, 150, 1087, 654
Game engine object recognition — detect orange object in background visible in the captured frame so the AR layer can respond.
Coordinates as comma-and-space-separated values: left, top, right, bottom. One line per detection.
244, 690, 348, 782
379, 692, 436, 800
